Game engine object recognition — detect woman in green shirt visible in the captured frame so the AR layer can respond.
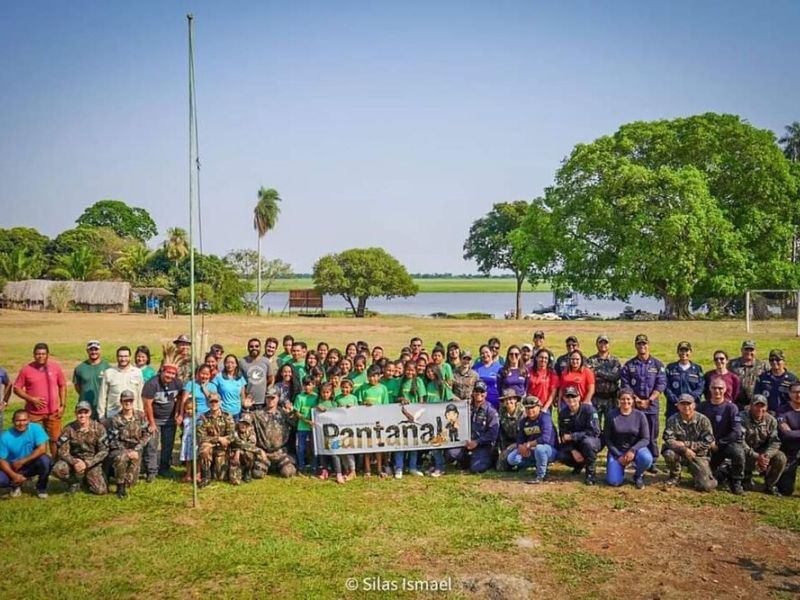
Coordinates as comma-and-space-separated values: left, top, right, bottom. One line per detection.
135, 345, 157, 382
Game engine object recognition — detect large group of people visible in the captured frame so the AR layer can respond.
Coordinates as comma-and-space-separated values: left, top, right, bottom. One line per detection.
1, 330, 799, 499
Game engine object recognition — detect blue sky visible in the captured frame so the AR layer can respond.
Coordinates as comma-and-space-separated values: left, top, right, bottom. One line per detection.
1, 1, 798, 273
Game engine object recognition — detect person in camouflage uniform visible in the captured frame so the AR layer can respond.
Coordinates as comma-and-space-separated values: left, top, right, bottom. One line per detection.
661, 394, 717, 492
729, 340, 769, 409
452, 350, 479, 401
740, 394, 786, 495
197, 396, 236, 486
105, 390, 151, 498
585, 335, 621, 430
247, 386, 297, 477
229, 412, 268, 484
496, 388, 524, 471
52, 401, 109, 495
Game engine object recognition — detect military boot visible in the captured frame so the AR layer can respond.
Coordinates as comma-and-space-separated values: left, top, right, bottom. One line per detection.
242, 466, 252, 483
742, 476, 754, 491
730, 479, 745, 496
584, 463, 596, 486
198, 465, 212, 488
116, 483, 128, 499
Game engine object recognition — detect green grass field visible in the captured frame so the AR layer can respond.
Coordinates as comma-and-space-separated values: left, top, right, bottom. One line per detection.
1, 312, 799, 599
268, 277, 550, 293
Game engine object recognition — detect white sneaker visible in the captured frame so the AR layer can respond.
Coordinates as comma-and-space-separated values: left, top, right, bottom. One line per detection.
430, 470, 442, 478
37, 491, 48, 500
394, 471, 403, 480
409, 470, 425, 477
9, 487, 22, 498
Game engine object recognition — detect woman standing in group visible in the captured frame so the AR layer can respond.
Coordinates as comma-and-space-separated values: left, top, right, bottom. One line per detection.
135, 346, 156, 383
213, 354, 246, 422
179, 364, 220, 419
705, 350, 740, 403
498, 345, 528, 398
275, 363, 299, 407
474, 344, 502, 409
558, 351, 595, 410
527, 349, 559, 412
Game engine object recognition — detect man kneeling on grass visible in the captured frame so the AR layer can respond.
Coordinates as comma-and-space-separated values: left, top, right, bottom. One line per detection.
506, 395, 558, 484
0, 409, 51, 499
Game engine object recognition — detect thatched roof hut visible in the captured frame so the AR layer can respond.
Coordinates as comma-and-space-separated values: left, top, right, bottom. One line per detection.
2, 280, 131, 312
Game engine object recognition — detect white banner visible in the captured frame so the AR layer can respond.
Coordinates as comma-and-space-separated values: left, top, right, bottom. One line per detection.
312, 401, 471, 455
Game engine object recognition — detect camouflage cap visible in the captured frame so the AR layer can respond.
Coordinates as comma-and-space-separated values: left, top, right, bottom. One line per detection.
742, 340, 756, 350
522, 395, 541, 408
635, 334, 649, 344
564, 386, 580, 398
677, 394, 696, 405
460, 349, 473, 359
769, 349, 785, 361
532, 330, 545, 339
677, 341, 692, 352
76, 401, 92, 413
265, 385, 279, 398
500, 388, 520, 401
751, 394, 768, 406
473, 381, 487, 393
120, 389, 135, 401
596, 335, 610, 344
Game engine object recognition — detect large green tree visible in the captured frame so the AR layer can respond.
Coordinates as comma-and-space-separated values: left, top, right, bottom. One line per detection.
50, 246, 111, 281
114, 245, 154, 284
224, 248, 292, 293
0, 227, 49, 278
312, 248, 418, 317
253, 187, 282, 315
76, 200, 157, 242
463, 201, 541, 319
534, 113, 798, 317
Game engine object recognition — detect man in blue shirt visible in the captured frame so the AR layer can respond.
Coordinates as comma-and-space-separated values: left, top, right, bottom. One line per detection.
0, 409, 51, 498
620, 334, 667, 471
507, 395, 558, 484
664, 341, 704, 419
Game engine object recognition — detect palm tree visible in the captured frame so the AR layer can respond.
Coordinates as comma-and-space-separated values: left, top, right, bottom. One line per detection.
51, 246, 110, 281
164, 227, 189, 268
114, 245, 153, 284
0, 248, 39, 280
253, 187, 282, 315
779, 122, 800, 162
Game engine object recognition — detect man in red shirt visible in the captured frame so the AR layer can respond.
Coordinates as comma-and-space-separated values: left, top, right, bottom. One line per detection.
13, 343, 67, 456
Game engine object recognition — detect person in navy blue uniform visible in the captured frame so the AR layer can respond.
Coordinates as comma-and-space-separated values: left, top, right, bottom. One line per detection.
446, 381, 499, 473
700, 378, 746, 495
755, 349, 798, 414
776, 381, 800, 496
620, 334, 666, 471
506, 395, 558, 484
664, 341, 704, 419
557, 386, 602, 485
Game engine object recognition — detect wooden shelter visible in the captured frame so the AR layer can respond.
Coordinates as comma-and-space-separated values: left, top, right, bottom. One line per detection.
2, 280, 131, 312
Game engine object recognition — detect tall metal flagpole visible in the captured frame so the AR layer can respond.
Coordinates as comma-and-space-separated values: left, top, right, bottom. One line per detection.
187, 13, 198, 508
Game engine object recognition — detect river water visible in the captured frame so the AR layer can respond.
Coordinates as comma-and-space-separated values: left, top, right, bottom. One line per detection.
258, 291, 662, 319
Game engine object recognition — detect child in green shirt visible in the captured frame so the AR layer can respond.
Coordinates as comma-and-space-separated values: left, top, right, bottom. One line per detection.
360, 366, 390, 478
336, 379, 359, 408
315, 382, 350, 484
292, 376, 318, 474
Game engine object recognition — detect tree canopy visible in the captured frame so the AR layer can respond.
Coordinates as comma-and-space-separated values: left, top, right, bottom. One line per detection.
517, 113, 800, 317
312, 248, 417, 317
76, 200, 157, 243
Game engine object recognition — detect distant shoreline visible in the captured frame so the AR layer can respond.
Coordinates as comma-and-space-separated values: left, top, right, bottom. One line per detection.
268, 277, 552, 293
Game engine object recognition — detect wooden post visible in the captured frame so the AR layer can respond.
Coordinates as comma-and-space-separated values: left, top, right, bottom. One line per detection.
745, 291, 751, 334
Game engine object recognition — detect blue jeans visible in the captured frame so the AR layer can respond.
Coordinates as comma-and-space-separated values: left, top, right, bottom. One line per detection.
144, 420, 177, 476
394, 451, 420, 472
447, 445, 494, 473
606, 448, 653, 486
507, 444, 557, 478
0, 455, 51, 492
296, 431, 318, 472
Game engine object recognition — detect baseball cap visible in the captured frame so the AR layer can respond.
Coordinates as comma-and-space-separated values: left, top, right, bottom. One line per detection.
473, 381, 487, 393
565, 335, 579, 344
635, 334, 649, 344
120, 390, 135, 401
265, 386, 279, 398
76, 401, 92, 413
596, 335, 609, 344
532, 330, 545, 339
208, 396, 220, 403
86, 340, 101, 350
769, 349, 785, 361
460, 349, 473, 359
500, 388, 520, 401
677, 341, 692, 352
751, 394, 768, 406
522, 395, 541, 408
677, 394, 695, 405
564, 386, 580, 398
173, 334, 191, 345
522, 343, 533, 351
742, 340, 756, 350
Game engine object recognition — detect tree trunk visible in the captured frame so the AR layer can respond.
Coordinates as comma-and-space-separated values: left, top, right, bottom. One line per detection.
514, 273, 523, 320
343, 295, 358, 317
356, 296, 368, 318
662, 294, 692, 320
256, 234, 262, 316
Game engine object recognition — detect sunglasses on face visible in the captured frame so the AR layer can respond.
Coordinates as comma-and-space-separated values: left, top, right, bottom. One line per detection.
770, 358, 783, 363
509, 352, 520, 357
714, 357, 726, 362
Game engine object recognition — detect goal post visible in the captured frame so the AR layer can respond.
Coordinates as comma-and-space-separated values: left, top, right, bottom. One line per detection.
745, 289, 800, 336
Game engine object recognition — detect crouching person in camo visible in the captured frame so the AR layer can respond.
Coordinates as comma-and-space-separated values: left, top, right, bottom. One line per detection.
661, 394, 717, 492
105, 389, 151, 498
197, 395, 236, 487
247, 386, 297, 478
52, 401, 109, 495
496, 388, 524, 471
229, 412, 267, 484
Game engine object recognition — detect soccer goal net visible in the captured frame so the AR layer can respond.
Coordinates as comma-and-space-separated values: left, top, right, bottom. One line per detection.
745, 290, 800, 336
